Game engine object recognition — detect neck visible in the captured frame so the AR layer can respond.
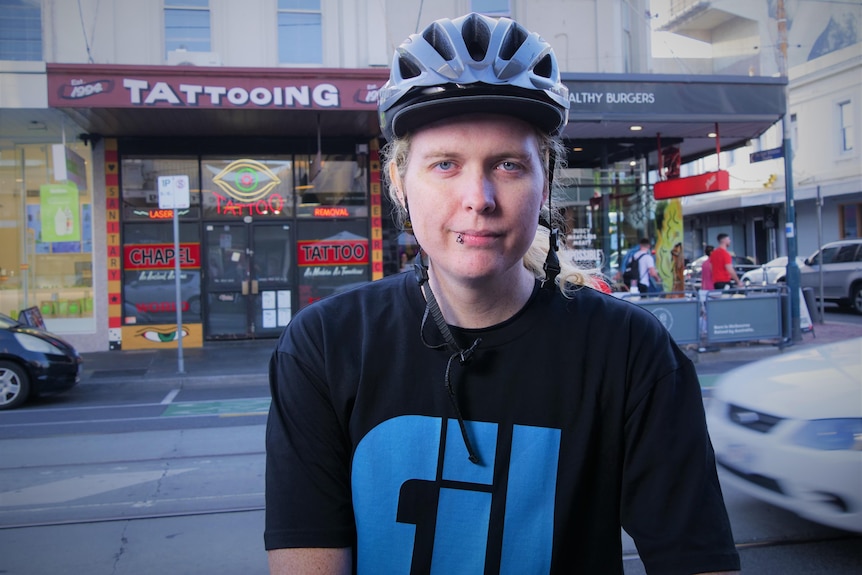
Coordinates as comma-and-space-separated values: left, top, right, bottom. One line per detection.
426, 266, 535, 329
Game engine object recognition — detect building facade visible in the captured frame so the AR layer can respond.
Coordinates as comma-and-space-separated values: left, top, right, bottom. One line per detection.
2, 0, 791, 351
655, 0, 862, 263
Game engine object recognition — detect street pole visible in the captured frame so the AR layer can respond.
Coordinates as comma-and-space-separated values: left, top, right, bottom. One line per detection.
778, 0, 802, 343
816, 185, 824, 323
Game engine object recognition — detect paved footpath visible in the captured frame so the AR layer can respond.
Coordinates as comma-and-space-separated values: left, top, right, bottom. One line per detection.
76, 320, 862, 391
690, 319, 862, 388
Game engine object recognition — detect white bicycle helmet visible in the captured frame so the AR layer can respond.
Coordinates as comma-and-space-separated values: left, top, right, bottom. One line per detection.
378, 12, 570, 141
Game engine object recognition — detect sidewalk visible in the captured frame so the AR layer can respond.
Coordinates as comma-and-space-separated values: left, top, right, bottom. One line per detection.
78, 338, 276, 389
689, 319, 862, 376
77, 320, 862, 389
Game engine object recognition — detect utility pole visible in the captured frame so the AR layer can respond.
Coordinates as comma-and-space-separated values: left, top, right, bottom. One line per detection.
778, 0, 802, 343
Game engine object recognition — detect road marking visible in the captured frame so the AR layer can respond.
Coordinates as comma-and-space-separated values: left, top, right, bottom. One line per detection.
162, 398, 271, 417
0, 468, 195, 506
160, 389, 181, 404
698, 374, 719, 388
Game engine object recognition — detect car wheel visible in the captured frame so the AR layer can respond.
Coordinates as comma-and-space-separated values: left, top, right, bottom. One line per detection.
0, 361, 31, 410
852, 284, 862, 315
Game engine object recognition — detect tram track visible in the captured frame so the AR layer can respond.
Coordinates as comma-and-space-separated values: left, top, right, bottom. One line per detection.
0, 447, 265, 471
0, 504, 265, 530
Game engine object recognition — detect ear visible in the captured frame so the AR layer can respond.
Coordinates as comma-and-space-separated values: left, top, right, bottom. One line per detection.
389, 162, 406, 208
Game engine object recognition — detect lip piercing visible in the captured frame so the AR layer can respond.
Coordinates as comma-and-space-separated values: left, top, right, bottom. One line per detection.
456, 233, 464, 244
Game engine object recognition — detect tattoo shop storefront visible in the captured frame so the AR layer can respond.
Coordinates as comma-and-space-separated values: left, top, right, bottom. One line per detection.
47, 64, 391, 350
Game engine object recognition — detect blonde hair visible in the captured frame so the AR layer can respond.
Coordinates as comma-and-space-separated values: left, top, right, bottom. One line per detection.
382, 131, 605, 295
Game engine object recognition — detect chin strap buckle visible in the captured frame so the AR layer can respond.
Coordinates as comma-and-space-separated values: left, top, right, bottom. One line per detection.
542, 228, 561, 289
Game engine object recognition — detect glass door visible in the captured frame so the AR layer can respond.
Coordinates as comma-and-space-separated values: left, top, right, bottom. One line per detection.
203, 222, 293, 339
250, 223, 293, 338
204, 223, 251, 339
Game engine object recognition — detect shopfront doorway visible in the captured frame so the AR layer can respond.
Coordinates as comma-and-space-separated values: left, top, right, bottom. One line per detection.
203, 222, 293, 339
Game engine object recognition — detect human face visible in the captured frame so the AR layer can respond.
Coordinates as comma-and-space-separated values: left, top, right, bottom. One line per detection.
393, 114, 546, 287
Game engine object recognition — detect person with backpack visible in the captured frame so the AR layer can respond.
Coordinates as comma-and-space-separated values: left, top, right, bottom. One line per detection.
265, 13, 739, 575
625, 238, 662, 294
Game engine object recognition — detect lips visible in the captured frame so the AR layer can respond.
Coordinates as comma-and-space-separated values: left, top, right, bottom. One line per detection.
455, 230, 501, 246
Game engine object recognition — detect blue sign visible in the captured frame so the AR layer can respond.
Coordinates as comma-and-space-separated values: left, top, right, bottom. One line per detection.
750, 146, 784, 163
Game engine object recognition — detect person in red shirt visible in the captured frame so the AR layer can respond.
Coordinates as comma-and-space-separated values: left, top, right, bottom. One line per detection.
709, 234, 742, 289
700, 245, 715, 290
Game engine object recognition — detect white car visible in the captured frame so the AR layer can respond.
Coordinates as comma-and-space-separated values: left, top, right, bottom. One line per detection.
740, 256, 806, 286
706, 337, 862, 533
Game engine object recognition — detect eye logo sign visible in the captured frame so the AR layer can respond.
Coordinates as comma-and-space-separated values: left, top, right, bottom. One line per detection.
212, 159, 281, 202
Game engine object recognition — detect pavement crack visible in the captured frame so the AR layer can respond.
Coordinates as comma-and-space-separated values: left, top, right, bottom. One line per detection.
110, 522, 131, 574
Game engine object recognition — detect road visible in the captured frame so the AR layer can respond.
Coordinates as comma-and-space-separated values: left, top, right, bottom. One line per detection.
821, 302, 862, 325
1, 379, 859, 574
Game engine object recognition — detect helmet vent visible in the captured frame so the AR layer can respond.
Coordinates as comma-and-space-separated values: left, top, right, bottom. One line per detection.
499, 23, 527, 61
534, 53, 553, 79
398, 54, 422, 80
423, 22, 456, 61
461, 14, 491, 61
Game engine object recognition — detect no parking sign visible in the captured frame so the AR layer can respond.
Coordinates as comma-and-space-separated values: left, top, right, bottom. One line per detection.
158, 175, 190, 210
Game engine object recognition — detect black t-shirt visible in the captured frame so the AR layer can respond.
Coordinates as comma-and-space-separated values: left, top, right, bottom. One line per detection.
265, 272, 740, 574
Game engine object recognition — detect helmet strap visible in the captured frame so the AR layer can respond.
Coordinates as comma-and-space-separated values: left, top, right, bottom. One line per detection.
542, 149, 561, 289
413, 249, 482, 465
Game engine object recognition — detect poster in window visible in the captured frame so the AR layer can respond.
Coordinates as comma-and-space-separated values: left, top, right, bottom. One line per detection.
40, 183, 81, 242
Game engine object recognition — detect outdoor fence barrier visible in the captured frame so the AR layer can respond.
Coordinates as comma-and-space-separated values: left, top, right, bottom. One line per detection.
618, 285, 813, 351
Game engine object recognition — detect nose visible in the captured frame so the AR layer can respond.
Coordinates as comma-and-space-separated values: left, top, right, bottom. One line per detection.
461, 168, 496, 213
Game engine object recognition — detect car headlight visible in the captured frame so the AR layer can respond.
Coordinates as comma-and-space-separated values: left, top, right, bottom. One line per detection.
790, 419, 862, 451
13, 332, 64, 355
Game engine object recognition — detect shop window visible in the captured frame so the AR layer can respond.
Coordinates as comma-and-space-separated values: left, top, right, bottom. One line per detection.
201, 157, 294, 220
165, 0, 211, 54
296, 220, 369, 310
0, 142, 95, 333
277, 0, 322, 64
121, 157, 200, 220
122, 222, 202, 326
840, 203, 861, 238
296, 154, 368, 218
0, 0, 42, 61
470, 0, 510, 17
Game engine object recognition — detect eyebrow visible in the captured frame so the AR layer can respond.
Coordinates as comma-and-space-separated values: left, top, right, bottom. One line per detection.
416, 147, 537, 163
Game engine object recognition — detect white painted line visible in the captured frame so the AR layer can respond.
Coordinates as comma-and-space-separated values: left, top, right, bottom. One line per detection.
160, 389, 181, 405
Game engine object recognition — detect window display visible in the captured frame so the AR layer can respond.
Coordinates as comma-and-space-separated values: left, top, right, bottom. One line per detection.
0, 143, 95, 333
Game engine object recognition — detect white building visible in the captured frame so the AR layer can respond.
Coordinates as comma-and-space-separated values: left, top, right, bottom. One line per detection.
654, 0, 861, 262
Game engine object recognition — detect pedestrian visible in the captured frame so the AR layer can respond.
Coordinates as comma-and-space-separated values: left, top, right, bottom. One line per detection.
265, 13, 740, 575
701, 244, 715, 291
671, 242, 686, 294
633, 238, 662, 294
709, 233, 742, 289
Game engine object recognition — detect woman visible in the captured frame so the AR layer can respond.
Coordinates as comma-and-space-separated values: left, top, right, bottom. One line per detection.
266, 13, 739, 575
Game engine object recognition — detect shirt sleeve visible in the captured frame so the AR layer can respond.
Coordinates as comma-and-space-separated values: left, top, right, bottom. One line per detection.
620, 328, 740, 575
264, 314, 356, 551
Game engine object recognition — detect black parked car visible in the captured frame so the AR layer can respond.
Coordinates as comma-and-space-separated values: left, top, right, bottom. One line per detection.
0, 313, 82, 410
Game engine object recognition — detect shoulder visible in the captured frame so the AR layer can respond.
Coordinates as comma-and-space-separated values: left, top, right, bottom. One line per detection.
559, 284, 666, 334
275, 273, 418, 354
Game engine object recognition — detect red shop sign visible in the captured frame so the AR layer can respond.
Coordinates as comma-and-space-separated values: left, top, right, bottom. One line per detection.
653, 170, 730, 200
124, 243, 201, 270
297, 240, 368, 266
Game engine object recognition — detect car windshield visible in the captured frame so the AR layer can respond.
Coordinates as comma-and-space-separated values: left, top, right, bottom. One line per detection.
0, 314, 20, 329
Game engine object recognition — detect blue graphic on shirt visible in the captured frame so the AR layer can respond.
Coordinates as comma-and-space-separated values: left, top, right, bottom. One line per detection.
352, 415, 562, 574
